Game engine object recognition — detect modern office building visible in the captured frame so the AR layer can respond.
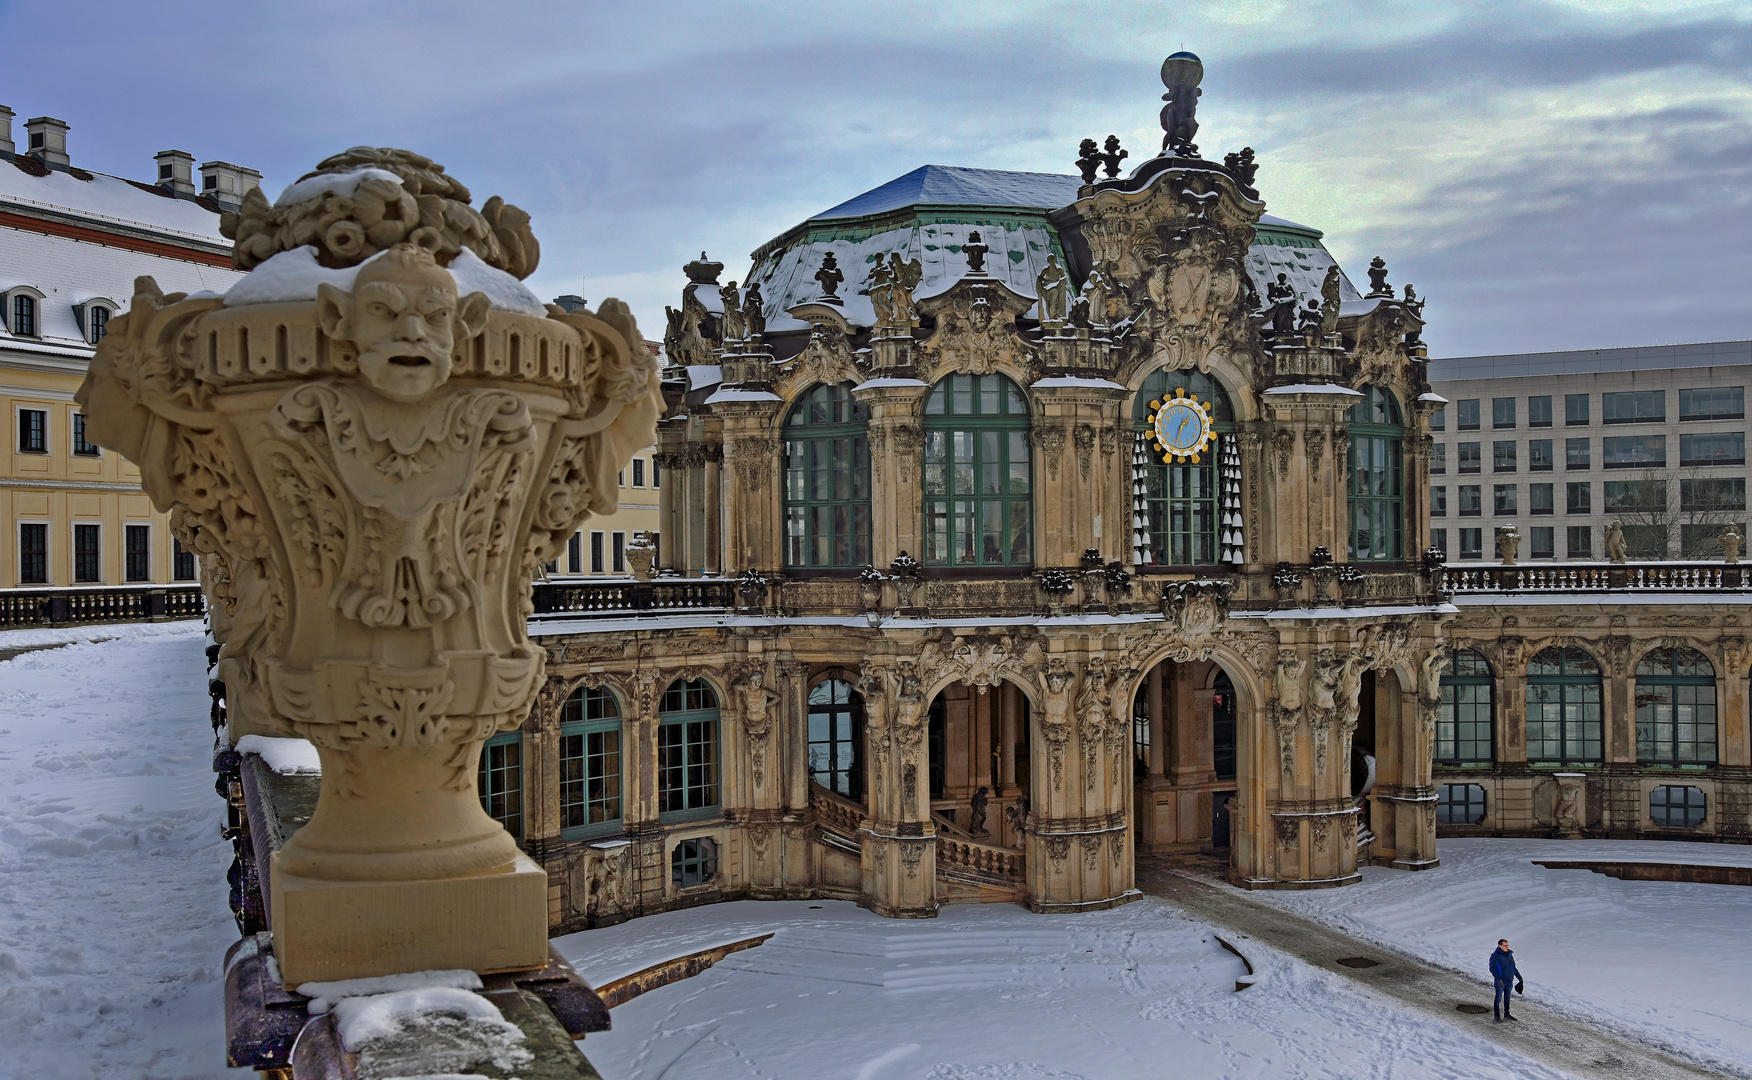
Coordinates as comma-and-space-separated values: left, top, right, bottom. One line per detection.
1427, 341, 1750, 562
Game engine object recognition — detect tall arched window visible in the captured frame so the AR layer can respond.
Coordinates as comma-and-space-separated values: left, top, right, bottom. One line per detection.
808, 678, 864, 799
1347, 386, 1404, 562
1132, 369, 1238, 567
923, 373, 1031, 566
1527, 646, 1602, 765
1635, 646, 1717, 765
1438, 649, 1494, 764
784, 383, 870, 568
478, 731, 522, 840
560, 685, 622, 838
658, 678, 720, 820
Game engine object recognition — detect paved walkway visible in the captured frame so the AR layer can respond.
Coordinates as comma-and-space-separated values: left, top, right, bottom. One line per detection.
1136, 854, 1720, 1080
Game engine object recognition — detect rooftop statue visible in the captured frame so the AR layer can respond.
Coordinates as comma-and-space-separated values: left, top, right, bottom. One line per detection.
1099, 135, 1129, 179
77, 150, 661, 984
963, 231, 990, 276
1159, 51, 1203, 157
1036, 254, 1070, 330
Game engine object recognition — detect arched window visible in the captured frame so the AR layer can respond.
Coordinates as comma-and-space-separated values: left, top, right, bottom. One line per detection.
12, 293, 36, 337
1346, 386, 1404, 561
1526, 646, 1602, 765
927, 694, 948, 799
658, 678, 720, 819
784, 383, 870, 568
89, 305, 109, 343
560, 685, 622, 838
1132, 369, 1239, 567
808, 678, 864, 799
1635, 646, 1717, 765
1212, 670, 1237, 781
478, 731, 522, 840
923, 373, 1031, 566
1438, 649, 1494, 764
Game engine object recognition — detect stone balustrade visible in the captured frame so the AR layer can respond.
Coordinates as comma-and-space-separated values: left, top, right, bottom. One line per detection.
1440, 561, 1749, 594
0, 584, 204, 628
937, 834, 1025, 881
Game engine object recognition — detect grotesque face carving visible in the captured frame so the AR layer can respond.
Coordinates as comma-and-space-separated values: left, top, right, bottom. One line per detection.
318, 244, 490, 402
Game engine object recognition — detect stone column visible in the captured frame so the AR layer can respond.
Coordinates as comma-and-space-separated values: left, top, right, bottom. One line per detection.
702, 444, 723, 577
77, 158, 660, 983
652, 448, 679, 572
1027, 656, 1134, 912
856, 659, 936, 918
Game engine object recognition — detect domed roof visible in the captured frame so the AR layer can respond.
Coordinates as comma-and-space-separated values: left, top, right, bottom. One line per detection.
744, 166, 1358, 333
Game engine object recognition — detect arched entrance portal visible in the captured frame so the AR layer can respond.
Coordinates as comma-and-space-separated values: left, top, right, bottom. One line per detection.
1130, 658, 1242, 855
925, 680, 1032, 849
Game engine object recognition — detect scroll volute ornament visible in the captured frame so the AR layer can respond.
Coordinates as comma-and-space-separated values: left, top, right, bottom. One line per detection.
78, 163, 659, 895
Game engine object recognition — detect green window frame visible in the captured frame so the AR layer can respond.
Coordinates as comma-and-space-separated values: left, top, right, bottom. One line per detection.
1132, 368, 1235, 567
1346, 386, 1404, 562
1436, 783, 1487, 825
923, 373, 1032, 567
671, 836, 719, 889
783, 382, 871, 568
560, 685, 623, 839
808, 678, 865, 800
1650, 785, 1706, 828
1526, 646, 1602, 765
478, 731, 523, 841
658, 678, 720, 821
1635, 646, 1717, 765
1438, 649, 1494, 764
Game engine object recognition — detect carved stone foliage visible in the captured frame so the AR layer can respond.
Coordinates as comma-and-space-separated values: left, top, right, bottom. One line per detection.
1032, 426, 1067, 480
729, 436, 779, 493
1271, 650, 1306, 777
777, 321, 863, 399
79, 175, 660, 891
222, 147, 541, 280
917, 279, 1039, 382
918, 631, 1044, 698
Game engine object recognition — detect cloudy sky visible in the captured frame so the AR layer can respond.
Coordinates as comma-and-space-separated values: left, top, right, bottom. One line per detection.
3, 0, 1748, 357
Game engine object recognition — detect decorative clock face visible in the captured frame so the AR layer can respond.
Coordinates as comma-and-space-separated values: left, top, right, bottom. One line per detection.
1149, 388, 1214, 463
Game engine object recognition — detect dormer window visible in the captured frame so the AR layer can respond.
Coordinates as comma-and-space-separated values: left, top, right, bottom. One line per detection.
29, 132, 44, 150
89, 305, 108, 343
159, 164, 174, 180
12, 294, 36, 337
203, 174, 217, 190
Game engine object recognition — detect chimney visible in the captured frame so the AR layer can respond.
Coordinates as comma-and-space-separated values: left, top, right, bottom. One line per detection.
24, 116, 70, 167
0, 106, 14, 155
198, 160, 263, 208
155, 150, 196, 195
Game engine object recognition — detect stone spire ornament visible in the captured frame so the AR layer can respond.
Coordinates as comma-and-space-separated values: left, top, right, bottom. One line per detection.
76, 151, 661, 984
1099, 135, 1128, 179
1159, 51, 1203, 157
963, 231, 990, 276
1076, 138, 1101, 184
814, 251, 845, 304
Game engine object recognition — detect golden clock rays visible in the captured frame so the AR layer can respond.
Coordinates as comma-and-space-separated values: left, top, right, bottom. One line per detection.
1147, 385, 1214, 464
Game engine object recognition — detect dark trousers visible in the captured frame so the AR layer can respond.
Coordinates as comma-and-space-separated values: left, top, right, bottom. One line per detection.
1494, 976, 1514, 1016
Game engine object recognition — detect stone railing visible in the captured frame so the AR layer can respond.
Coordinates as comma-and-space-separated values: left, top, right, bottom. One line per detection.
810, 781, 866, 840
936, 834, 1024, 881
531, 577, 736, 617
1440, 562, 1750, 594
0, 585, 204, 628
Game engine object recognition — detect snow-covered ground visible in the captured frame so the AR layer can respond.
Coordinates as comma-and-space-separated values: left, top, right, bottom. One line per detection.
0, 621, 251, 1080
1250, 837, 1752, 1078
557, 898, 1570, 1080
6, 624, 1748, 1080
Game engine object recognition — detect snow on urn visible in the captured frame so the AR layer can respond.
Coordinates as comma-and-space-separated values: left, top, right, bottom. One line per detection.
75, 148, 661, 983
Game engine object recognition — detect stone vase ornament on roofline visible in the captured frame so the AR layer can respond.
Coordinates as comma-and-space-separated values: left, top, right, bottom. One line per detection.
75, 148, 661, 984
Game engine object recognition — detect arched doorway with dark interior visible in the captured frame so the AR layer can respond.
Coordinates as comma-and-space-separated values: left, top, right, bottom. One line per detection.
926, 679, 1032, 850
1130, 658, 1242, 857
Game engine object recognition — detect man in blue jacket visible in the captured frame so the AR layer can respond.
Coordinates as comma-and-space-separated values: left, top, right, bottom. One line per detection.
1489, 938, 1521, 1021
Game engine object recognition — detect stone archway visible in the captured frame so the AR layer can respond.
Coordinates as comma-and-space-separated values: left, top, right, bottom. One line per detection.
1128, 657, 1245, 855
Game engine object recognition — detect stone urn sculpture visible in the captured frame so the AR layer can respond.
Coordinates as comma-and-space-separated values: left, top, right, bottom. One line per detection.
76, 148, 660, 983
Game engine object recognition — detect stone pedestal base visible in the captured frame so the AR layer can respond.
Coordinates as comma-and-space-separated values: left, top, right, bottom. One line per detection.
270, 852, 549, 985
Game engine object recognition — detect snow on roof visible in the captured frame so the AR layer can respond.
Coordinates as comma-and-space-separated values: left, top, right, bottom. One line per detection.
751, 220, 1064, 332
0, 158, 230, 243
1262, 383, 1364, 396
1031, 376, 1127, 390
811, 165, 1083, 222
0, 226, 245, 350
705, 387, 782, 405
